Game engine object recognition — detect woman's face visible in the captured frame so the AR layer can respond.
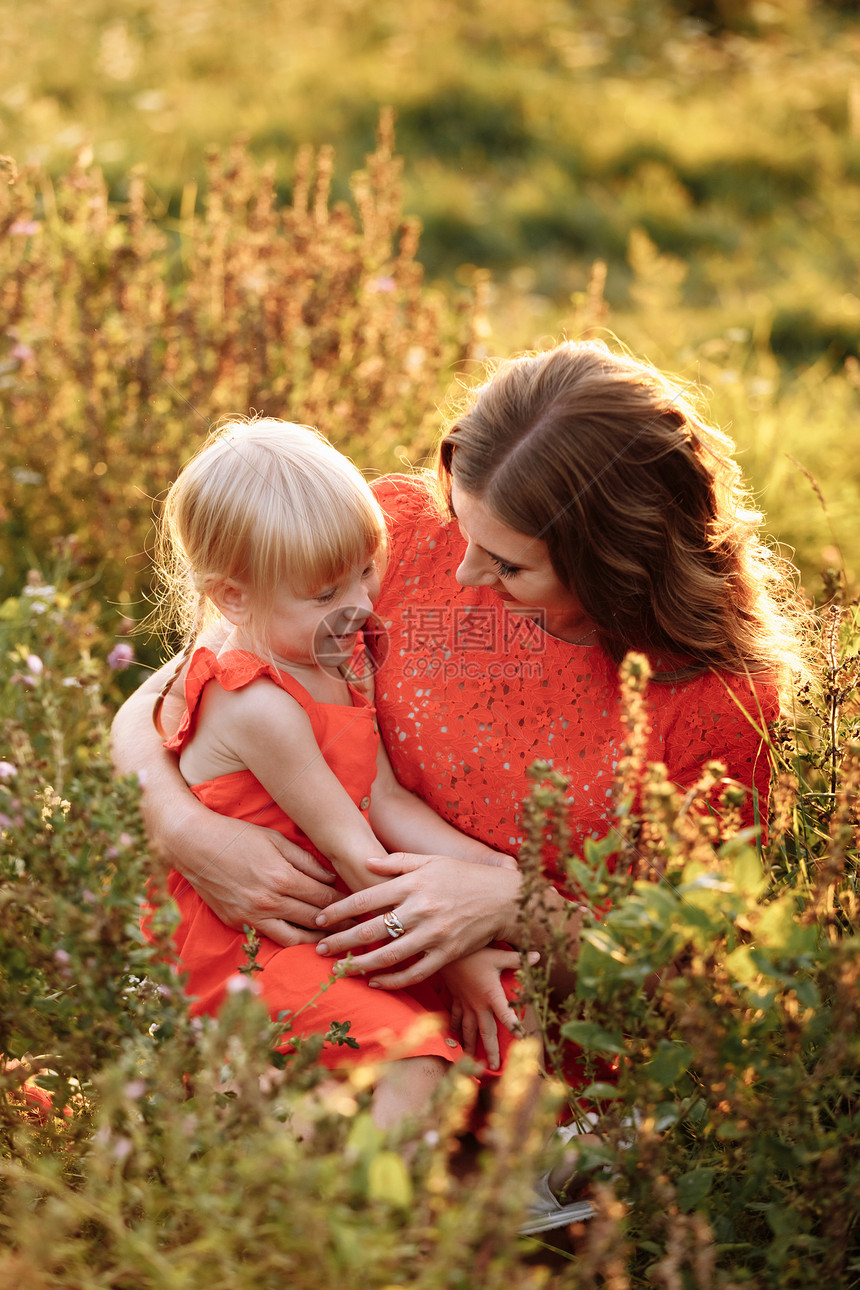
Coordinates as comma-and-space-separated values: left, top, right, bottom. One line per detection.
449, 481, 596, 643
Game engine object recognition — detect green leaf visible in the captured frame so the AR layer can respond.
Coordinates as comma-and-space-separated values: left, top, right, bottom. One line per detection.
580, 1082, 624, 1100
731, 848, 767, 899
724, 945, 758, 983
559, 1020, 625, 1054
367, 1151, 413, 1208
677, 1166, 715, 1213
580, 927, 628, 963
644, 1041, 693, 1088
756, 895, 818, 957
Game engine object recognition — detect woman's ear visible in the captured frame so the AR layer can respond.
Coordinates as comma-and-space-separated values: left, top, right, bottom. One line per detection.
207, 578, 251, 626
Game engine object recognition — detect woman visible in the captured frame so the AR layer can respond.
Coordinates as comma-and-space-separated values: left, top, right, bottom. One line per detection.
113, 339, 801, 1004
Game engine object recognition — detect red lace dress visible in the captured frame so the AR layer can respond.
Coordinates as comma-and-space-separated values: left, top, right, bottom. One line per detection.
371, 474, 779, 887
163, 647, 468, 1070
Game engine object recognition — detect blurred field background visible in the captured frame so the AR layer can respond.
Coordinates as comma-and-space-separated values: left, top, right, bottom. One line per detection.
2, 0, 860, 646
3, 5, 860, 1284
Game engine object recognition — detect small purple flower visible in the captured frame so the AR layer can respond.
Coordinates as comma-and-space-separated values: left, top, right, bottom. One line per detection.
108, 642, 135, 671
11, 343, 34, 362
26, 653, 43, 675
369, 275, 395, 293
124, 1080, 147, 1100
54, 949, 72, 966
9, 220, 41, 236
0, 761, 16, 781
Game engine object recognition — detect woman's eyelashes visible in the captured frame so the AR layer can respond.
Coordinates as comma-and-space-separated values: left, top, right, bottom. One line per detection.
491, 556, 521, 579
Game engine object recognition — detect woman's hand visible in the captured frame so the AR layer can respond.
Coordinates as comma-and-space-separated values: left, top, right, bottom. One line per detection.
314, 852, 523, 987
170, 805, 339, 946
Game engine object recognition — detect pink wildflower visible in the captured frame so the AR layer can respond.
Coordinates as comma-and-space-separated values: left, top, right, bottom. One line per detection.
108, 642, 135, 670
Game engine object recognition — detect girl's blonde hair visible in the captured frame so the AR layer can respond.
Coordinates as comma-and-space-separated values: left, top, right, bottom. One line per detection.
154, 415, 385, 656
437, 340, 808, 690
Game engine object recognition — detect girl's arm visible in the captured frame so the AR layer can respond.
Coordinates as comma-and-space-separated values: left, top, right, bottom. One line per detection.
442, 947, 539, 1070
215, 679, 397, 893
110, 658, 338, 945
369, 742, 517, 870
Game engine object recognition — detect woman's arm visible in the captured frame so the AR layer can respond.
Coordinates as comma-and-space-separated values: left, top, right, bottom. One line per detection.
369, 742, 516, 869
110, 659, 338, 947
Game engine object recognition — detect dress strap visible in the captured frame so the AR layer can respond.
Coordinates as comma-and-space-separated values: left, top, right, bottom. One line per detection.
164, 647, 370, 755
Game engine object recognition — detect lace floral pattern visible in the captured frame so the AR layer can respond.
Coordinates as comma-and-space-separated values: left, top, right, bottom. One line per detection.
372, 475, 778, 872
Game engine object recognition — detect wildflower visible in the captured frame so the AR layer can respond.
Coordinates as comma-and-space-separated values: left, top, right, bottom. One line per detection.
124, 1080, 146, 1100
10, 467, 43, 485
0, 761, 16, 781
108, 642, 135, 670
22, 583, 56, 614
26, 653, 43, 675
9, 220, 40, 236
226, 973, 260, 995
11, 343, 34, 362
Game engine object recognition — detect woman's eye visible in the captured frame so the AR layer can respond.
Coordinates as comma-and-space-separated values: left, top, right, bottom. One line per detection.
492, 557, 521, 579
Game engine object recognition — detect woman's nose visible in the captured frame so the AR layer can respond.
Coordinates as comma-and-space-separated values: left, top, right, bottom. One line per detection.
455, 543, 497, 587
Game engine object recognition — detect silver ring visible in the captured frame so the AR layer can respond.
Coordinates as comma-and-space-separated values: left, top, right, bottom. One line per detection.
383, 910, 406, 939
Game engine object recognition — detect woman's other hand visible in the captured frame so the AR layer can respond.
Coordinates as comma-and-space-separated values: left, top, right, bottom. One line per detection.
111, 655, 337, 948
170, 807, 339, 946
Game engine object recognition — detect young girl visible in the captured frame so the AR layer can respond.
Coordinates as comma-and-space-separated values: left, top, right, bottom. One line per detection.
151, 417, 531, 1131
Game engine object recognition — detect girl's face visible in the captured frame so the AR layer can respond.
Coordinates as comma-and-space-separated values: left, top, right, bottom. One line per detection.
249, 554, 381, 671
450, 482, 596, 643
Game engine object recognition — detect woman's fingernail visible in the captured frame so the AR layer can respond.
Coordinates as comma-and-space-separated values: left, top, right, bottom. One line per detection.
316, 943, 328, 955
315, 914, 327, 926
368, 980, 381, 989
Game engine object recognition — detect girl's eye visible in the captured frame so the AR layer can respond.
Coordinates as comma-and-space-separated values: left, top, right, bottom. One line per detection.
361, 562, 376, 579
491, 556, 521, 579
315, 587, 338, 604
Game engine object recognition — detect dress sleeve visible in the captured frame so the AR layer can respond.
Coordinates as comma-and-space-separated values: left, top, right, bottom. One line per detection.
371, 472, 440, 568
661, 669, 779, 833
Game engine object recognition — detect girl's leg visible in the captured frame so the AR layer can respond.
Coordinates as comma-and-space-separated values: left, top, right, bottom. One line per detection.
371, 1055, 448, 1132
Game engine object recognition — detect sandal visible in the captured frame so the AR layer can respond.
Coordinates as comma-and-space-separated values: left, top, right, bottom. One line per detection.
519, 1171, 596, 1235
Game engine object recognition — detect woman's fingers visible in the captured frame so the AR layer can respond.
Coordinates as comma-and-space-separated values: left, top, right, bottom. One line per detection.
314, 877, 413, 933
461, 1010, 478, 1058
269, 833, 337, 885
254, 918, 324, 948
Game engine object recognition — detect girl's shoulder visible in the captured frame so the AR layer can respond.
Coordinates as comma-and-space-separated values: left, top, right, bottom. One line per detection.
165, 646, 321, 757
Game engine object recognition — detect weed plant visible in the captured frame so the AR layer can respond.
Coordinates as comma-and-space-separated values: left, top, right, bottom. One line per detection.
0, 114, 483, 659
1, 557, 857, 1287
1, 129, 859, 1286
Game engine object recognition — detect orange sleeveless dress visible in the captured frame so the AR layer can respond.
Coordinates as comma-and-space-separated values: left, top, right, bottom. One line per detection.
164, 647, 470, 1070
